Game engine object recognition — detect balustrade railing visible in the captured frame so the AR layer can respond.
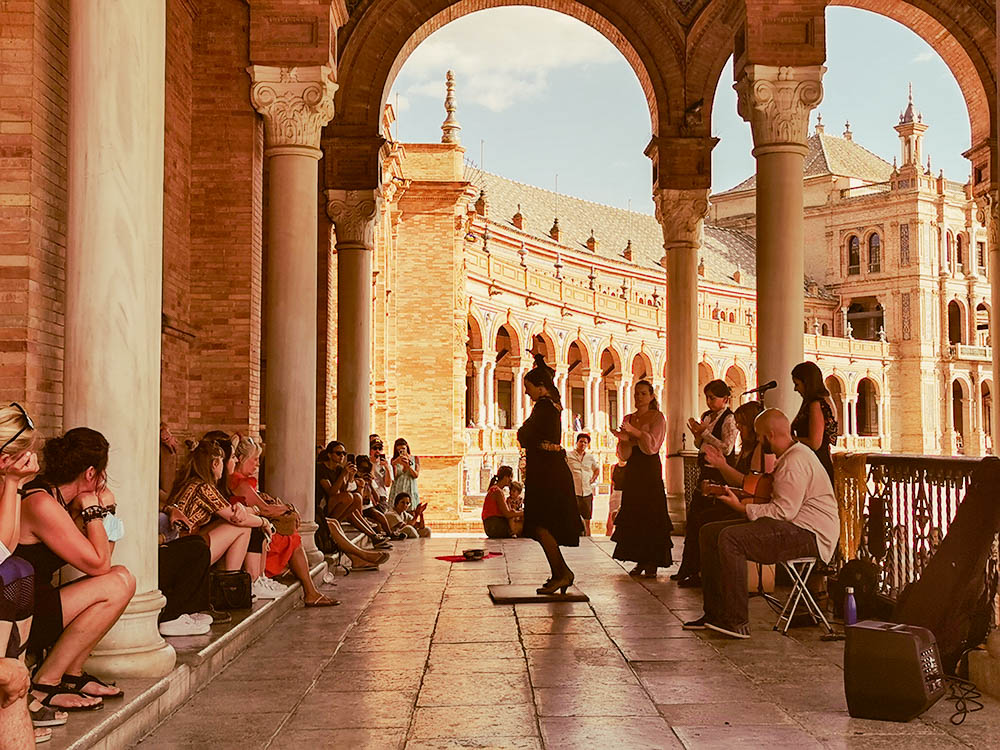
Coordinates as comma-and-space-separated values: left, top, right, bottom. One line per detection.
834, 452, 998, 624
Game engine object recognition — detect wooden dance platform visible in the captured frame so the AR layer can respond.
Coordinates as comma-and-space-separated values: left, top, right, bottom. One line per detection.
487, 584, 590, 604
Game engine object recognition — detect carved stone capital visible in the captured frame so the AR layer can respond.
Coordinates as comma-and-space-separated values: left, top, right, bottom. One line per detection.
735, 65, 825, 151
326, 189, 379, 249
654, 188, 710, 252
248, 65, 336, 152
975, 189, 1000, 249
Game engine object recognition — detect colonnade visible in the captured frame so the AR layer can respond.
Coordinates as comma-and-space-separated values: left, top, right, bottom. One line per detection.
54, 5, 1000, 680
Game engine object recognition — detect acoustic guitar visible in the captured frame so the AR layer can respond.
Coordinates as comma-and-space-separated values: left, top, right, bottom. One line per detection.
702, 471, 774, 504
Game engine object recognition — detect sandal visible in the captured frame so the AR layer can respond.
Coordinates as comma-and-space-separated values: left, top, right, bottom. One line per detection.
304, 594, 340, 607
29, 699, 68, 727
61, 671, 124, 700
31, 681, 103, 712
35, 727, 52, 744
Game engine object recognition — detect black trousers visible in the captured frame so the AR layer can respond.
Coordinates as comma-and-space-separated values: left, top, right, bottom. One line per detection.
159, 535, 211, 622
677, 492, 743, 578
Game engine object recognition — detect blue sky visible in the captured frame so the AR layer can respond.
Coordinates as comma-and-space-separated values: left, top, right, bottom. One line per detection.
388, 6, 971, 213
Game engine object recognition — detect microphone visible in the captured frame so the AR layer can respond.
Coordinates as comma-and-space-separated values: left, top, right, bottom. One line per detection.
743, 380, 778, 396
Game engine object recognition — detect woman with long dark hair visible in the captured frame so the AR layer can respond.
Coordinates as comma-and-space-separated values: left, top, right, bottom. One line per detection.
517, 354, 582, 594
610, 379, 672, 577
790, 361, 838, 483
481, 465, 523, 539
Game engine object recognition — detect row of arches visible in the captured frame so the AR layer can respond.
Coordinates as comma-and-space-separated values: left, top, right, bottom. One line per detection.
951, 378, 993, 454
947, 299, 992, 347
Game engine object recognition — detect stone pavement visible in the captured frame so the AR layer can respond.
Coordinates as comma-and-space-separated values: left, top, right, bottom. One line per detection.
134, 536, 1000, 749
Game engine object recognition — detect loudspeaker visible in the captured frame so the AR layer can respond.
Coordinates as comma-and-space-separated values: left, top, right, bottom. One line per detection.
844, 620, 946, 722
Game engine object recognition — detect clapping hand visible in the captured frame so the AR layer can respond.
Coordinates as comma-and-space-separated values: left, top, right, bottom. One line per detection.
703, 444, 726, 469
686, 417, 705, 436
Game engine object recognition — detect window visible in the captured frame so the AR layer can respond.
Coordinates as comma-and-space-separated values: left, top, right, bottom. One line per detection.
847, 236, 860, 275
956, 235, 964, 270
978, 242, 987, 275
868, 233, 881, 273
821, 323, 828, 336
946, 232, 953, 270
496, 380, 513, 429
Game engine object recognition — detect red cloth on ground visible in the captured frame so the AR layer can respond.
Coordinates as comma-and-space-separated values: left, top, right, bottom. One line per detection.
435, 552, 503, 563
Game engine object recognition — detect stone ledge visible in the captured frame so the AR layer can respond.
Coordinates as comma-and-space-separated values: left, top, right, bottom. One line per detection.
969, 648, 1000, 701
48, 561, 328, 750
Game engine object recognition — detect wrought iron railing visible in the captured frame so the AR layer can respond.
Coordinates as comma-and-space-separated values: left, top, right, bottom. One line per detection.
834, 452, 998, 624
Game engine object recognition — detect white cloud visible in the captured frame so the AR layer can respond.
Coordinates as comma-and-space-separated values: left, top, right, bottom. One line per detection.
911, 50, 936, 63
392, 8, 620, 113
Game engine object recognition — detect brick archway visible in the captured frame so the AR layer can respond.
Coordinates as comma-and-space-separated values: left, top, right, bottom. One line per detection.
334, 0, 683, 153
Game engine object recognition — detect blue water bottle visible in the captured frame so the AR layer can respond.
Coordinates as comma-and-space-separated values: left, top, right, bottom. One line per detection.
844, 586, 857, 626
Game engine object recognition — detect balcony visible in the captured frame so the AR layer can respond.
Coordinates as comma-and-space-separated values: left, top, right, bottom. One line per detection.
950, 343, 992, 361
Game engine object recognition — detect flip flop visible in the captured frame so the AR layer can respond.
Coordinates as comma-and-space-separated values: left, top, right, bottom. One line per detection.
35, 727, 52, 744
31, 682, 103, 712
61, 671, 124, 700
29, 700, 68, 727
304, 594, 341, 607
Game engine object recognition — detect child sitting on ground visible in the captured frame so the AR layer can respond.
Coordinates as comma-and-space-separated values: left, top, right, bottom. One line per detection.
507, 482, 524, 537
386, 492, 431, 538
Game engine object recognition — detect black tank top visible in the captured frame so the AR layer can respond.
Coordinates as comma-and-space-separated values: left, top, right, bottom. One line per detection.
15, 479, 71, 589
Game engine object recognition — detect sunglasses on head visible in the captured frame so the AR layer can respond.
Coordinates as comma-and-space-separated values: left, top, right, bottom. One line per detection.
1, 403, 34, 454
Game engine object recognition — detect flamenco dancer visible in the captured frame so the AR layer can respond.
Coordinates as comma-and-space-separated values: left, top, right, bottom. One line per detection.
517, 354, 583, 594
610, 379, 673, 577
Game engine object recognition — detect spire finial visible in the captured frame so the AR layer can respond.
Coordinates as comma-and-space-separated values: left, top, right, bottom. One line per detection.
843, 120, 852, 141
815, 112, 824, 135
441, 70, 461, 145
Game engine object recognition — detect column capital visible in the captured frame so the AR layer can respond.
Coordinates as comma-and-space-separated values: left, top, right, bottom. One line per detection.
734, 64, 825, 153
248, 65, 336, 154
975, 189, 1000, 248
653, 188, 709, 254
326, 189, 379, 249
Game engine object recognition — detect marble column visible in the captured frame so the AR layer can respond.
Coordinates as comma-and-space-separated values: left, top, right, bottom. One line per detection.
616, 381, 626, 428
978, 192, 1000, 450
250, 65, 336, 564
482, 360, 496, 428
656, 189, 709, 527
583, 376, 594, 431
66, 0, 174, 677
736, 65, 824, 417
327, 189, 379, 455
473, 361, 486, 427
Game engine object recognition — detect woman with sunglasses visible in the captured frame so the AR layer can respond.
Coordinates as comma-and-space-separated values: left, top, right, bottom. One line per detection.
16, 428, 134, 715
0, 403, 54, 746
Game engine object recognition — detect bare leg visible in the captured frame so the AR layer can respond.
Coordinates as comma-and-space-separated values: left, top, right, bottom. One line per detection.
0, 661, 33, 750
606, 509, 617, 538
244, 551, 264, 579
534, 527, 571, 580
367, 508, 392, 535
582, 519, 591, 536
326, 519, 384, 565
203, 524, 252, 569
32, 568, 135, 708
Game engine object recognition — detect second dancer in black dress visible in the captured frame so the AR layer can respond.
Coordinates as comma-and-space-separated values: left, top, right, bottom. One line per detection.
610, 379, 673, 577
517, 354, 583, 594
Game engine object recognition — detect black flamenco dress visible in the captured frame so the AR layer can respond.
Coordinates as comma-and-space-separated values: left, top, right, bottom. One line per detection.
516, 397, 583, 546
611, 422, 673, 567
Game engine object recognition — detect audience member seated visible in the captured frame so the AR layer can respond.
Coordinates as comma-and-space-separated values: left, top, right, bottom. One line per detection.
385, 493, 430, 538
199, 431, 282, 601
318, 443, 392, 549
1, 404, 54, 745
389, 438, 420, 510
354, 455, 401, 540
17, 428, 133, 712
481, 466, 524, 539
167, 441, 262, 580
367, 436, 393, 511
684, 409, 840, 639
229, 437, 338, 607
158, 422, 180, 507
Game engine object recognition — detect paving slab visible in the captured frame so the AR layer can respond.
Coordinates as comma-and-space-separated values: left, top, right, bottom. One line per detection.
132, 536, 1000, 749
488, 584, 589, 603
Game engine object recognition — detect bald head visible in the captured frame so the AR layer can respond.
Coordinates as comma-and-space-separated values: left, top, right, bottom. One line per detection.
754, 408, 794, 455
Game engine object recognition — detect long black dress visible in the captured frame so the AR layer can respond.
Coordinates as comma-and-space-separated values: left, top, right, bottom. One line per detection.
611, 414, 673, 567
516, 396, 582, 546
791, 398, 837, 483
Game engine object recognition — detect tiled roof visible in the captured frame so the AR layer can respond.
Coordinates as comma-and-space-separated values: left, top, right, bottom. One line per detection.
464, 165, 833, 299
720, 132, 893, 194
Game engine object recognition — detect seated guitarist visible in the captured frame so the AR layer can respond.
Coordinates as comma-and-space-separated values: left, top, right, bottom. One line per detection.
675, 402, 772, 588
684, 409, 840, 639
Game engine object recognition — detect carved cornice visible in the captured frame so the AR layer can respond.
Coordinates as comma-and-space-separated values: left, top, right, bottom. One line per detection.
248, 65, 336, 152
735, 65, 825, 151
326, 189, 379, 249
653, 188, 710, 251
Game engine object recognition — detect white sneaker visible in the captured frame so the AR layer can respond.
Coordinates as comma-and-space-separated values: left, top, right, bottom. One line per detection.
159, 614, 211, 637
265, 577, 287, 594
188, 612, 213, 626
252, 577, 284, 600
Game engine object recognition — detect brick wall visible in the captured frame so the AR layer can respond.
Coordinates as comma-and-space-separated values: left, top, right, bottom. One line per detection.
0, 0, 69, 435
187, 0, 263, 440
161, 0, 195, 436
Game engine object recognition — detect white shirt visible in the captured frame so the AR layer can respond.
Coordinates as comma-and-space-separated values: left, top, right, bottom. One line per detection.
371, 459, 393, 500
0, 540, 8, 565
745, 442, 840, 563
565, 450, 599, 497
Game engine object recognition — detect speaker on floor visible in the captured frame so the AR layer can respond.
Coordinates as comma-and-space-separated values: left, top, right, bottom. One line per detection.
844, 620, 946, 722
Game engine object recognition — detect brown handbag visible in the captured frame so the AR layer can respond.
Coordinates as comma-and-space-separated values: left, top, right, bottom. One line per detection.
271, 507, 300, 536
